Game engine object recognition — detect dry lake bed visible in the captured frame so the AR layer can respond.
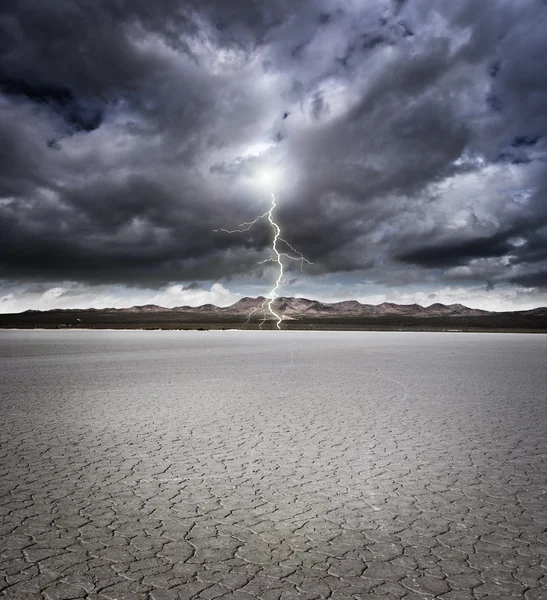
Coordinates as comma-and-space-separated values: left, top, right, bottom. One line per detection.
1, 330, 546, 600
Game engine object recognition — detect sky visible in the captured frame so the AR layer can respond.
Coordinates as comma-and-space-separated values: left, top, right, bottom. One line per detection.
1, 0, 547, 313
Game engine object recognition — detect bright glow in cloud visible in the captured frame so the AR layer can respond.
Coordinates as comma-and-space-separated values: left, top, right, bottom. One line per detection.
253, 165, 282, 190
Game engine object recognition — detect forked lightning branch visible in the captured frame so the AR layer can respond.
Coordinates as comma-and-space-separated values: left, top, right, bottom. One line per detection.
214, 193, 312, 329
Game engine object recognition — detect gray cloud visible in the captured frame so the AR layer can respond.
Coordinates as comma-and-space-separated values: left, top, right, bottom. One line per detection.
0, 0, 546, 301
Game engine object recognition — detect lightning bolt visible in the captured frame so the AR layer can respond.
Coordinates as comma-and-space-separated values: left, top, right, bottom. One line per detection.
214, 192, 311, 329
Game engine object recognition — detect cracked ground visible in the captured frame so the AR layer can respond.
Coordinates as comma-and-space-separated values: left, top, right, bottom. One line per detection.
1, 330, 546, 600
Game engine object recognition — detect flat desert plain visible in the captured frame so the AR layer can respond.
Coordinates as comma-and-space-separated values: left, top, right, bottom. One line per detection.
1, 331, 546, 600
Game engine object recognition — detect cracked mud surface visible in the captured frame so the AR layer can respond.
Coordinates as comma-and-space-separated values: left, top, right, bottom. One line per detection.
1, 330, 546, 600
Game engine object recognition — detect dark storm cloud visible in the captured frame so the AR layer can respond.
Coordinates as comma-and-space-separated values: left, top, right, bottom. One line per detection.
0, 0, 546, 291
397, 232, 516, 269
0, 78, 103, 133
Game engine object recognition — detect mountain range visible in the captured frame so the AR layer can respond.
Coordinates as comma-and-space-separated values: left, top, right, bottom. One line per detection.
20, 296, 547, 319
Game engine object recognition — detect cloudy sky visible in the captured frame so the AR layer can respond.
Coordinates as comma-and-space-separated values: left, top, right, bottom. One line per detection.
1, 0, 546, 313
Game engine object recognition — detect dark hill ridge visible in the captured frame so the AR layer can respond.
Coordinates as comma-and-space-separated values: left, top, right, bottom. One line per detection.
188, 296, 495, 318
10, 296, 547, 320
23, 297, 490, 317
5, 296, 545, 331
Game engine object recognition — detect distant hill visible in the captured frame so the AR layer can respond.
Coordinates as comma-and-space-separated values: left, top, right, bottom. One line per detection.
3, 297, 546, 331
211, 297, 494, 318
